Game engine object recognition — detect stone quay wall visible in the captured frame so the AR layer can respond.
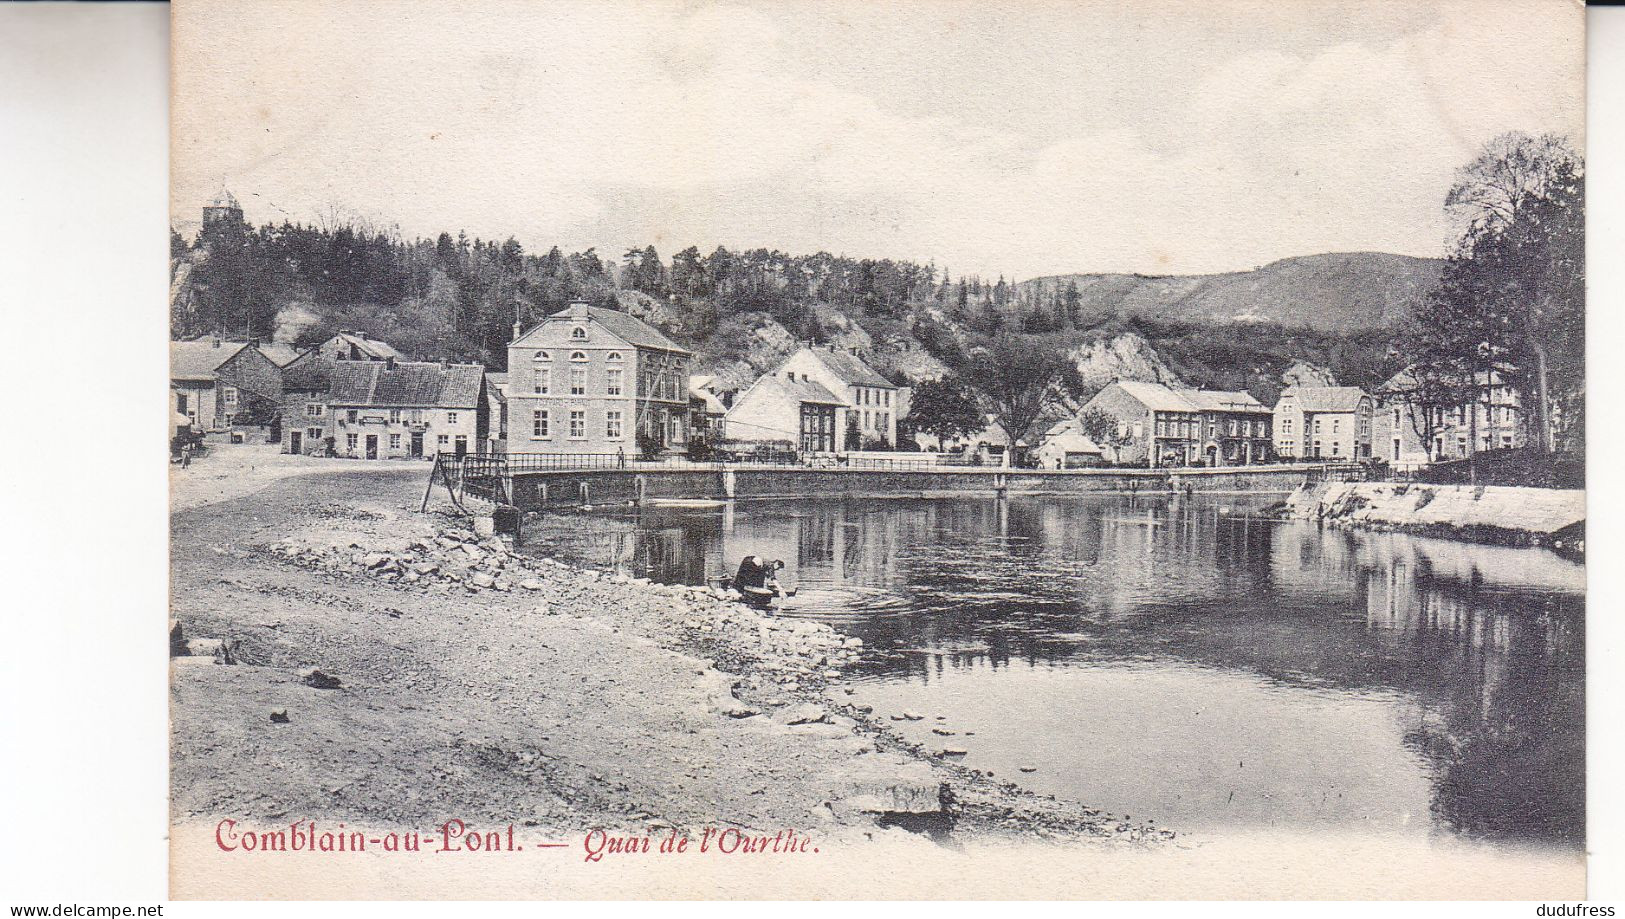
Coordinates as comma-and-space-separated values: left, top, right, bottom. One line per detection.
502, 463, 1324, 509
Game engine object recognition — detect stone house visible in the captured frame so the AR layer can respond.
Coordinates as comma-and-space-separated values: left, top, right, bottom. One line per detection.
1175, 389, 1275, 466
1033, 419, 1105, 469
483, 371, 509, 454
280, 357, 487, 459
723, 373, 847, 452
1373, 368, 1525, 469
506, 302, 694, 455
1273, 386, 1374, 461
1081, 381, 1205, 467
914, 413, 1012, 464
170, 337, 299, 433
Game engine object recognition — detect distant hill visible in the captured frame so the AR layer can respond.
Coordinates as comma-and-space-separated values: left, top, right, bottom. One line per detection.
1021, 252, 1441, 332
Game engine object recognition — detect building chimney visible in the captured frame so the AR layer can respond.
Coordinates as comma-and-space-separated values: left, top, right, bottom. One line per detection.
512, 321, 523, 343
385, 356, 396, 370
248, 337, 261, 348
211, 337, 222, 348
569, 301, 590, 319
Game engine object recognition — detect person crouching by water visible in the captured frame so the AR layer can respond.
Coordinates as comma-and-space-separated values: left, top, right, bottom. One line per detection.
733, 555, 785, 610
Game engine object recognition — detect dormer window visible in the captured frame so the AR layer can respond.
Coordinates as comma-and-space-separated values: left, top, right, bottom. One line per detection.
571, 326, 588, 341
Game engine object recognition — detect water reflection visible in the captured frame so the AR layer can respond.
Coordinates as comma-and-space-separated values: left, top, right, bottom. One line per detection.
522, 494, 1584, 847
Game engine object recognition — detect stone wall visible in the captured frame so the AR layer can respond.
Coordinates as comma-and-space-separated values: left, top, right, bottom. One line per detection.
506, 463, 1319, 509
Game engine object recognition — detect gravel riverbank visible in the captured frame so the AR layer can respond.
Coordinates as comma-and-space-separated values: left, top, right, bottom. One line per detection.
169, 463, 1164, 851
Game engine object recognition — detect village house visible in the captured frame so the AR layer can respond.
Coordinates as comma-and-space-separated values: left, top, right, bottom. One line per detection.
300, 330, 403, 365
1034, 418, 1105, 469
1175, 389, 1275, 466
688, 375, 729, 445
170, 337, 300, 434
1373, 369, 1525, 469
1081, 381, 1202, 467
506, 302, 694, 455
725, 346, 900, 452
1273, 386, 1374, 461
280, 357, 487, 459
483, 371, 509, 453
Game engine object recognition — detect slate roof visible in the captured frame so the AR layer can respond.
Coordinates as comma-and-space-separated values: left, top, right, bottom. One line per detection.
1279, 386, 1369, 413
257, 343, 303, 366
1113, 381, 1198, 412
171, 339, 247, 381
805, 347, 895, 388
1042, 430, 1103, 455
330, 332, 401, 361
290, 360, 485, 408
1176, 389, 1271, 414
778, 376, 847, 406
484, 372, 508, 404
690, 376, 727, 414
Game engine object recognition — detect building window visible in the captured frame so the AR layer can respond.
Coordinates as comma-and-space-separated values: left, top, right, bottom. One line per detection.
307, 427, 321, 441
606, 368, 623, 396
607, 351, 623, 362
409, 409, 423, 424
1332, 418, 1341, 434
569, 350, 588, 362
877, 412, 888, 432
389, 408, 401, 424
571, 326, 587, 341
883, 391, 890, 406
1331, 442, 1340, 456
569, 410, 585, 439
346, 409, 358, 425
306, 403, 324, 419
447, 411, 458, 424
533, 350, 551, 361
606, 409, 623, 439
223, 386, 238, 407
534, 367, 550, 395
389, 433, 401, 451
570, 368, 586, 396
533, 410, 549, 438
346, 433, 358, 452
1313, 418, 1322, 434
437, 434, 449, 448
1132, 422, 1144, 440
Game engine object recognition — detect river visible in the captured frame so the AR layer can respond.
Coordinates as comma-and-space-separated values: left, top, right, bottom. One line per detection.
518, 492, 1585, 850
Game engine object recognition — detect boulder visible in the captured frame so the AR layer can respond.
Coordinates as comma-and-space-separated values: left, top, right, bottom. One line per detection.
469, 572, 496, 589
298, 667, 343, 690
520, 579, 545, 591
773, 703, 829, 726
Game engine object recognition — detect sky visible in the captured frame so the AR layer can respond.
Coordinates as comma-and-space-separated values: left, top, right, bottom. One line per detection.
171, 0, 1585, 279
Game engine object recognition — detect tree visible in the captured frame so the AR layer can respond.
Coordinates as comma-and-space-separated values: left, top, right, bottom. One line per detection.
1077, 407, 1132, 464
967, 334, 1073, 457
908, 377, 985, 444
1407, 131, 1584, 453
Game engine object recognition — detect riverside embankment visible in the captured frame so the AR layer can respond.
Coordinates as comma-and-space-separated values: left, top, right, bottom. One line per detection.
1284, 480, 1586, 552
488, 462, 1329, 510
169, 462, 1161, 855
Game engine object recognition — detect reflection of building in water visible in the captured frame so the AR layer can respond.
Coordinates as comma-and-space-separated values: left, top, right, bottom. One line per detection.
714, 501, 910, 589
